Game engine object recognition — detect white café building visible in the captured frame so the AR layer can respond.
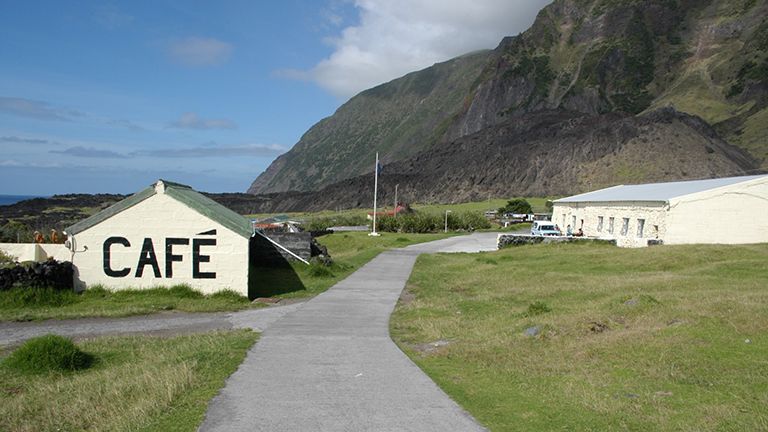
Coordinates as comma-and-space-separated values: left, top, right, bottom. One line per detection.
63, 180, 253, 295
552, 174, 768, 247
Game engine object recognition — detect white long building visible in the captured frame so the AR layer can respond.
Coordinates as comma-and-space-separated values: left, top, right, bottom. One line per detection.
552, 174, 768, 247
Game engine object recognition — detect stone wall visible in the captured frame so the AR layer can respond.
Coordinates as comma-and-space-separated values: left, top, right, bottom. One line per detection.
0, 260, 74, 291
496, 234, 617, 249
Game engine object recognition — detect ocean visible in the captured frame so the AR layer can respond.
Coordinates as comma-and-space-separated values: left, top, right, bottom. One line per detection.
0, 195, 44, 206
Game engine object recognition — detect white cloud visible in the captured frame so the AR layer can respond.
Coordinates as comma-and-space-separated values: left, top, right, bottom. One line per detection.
168, 37, 233, 67
0, 96, 83, 121
168, 112, 237, 130
133, 143, 286, 158
290, 0, 551, 99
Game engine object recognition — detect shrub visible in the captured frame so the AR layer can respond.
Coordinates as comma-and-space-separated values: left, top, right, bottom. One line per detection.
378, 212, 440, 233
377, 210, 490, 233
452, 211, 492, 231
0, 250, 15, 266
498, 199, 533, 215
307, 262, 335, 278
3, 334, 93, 374
306, 214, 369, 231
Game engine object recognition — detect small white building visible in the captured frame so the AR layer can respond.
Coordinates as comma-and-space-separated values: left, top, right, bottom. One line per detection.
552, 174, 768, 247
64, 180, 253, 295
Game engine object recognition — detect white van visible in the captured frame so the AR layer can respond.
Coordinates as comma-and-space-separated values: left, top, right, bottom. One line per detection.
531, 220, 560, 236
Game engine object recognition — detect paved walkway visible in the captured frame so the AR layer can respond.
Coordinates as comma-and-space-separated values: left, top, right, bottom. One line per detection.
199, 232, 498, 432
0, 303, 304, 347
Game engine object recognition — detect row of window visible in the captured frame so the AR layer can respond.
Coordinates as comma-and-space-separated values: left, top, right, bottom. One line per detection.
596, 216, 645, 237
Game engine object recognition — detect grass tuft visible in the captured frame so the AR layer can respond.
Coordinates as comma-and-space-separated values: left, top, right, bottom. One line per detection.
0, 330, 257, 432
526, 301, 552, 316
3, 334, 93, 374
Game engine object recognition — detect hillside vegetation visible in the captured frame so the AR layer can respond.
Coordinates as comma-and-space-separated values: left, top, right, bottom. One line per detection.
248, 0, 768, 212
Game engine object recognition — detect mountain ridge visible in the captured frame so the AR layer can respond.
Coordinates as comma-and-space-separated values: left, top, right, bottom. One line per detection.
247, 0, 768, 209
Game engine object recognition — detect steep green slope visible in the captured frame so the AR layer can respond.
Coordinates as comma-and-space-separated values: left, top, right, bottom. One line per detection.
250, 0, 768, 196
248, 51, 490, 194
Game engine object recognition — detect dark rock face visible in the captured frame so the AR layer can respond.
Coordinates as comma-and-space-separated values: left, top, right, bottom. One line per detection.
238, 108, 758, 213
247, 0, 768, 200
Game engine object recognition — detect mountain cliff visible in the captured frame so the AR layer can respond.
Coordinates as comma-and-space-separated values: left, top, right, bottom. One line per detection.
248, 0, 767, 203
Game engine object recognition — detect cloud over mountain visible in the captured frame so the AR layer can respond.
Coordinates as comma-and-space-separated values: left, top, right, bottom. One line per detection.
287, 0, 551, 99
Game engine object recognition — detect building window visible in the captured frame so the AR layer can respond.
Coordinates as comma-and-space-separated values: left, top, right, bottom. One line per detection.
597, 216, 604, 232
572, 216, 577, 228
637, 219, 645, 238
562, 214, 566, 228
608, 217, 614, 234
621, 218, 629, 236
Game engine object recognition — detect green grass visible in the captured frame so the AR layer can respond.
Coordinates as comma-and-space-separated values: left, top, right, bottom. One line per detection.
0, 330, 258, 432
251, 231, 460, 299
247, 197, 555, 223
3, 334, 93, 374
391, 243, 768, 431
413, 197, 554, 214
0, 284, 254, 322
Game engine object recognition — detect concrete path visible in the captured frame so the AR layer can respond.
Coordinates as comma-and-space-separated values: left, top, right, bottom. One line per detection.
0, 302, 305, 347
199, 232, 498, 432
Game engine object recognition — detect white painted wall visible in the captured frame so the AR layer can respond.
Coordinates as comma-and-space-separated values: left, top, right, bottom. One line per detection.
552, 201, 667, 247
553, 176, 768, 247
0, 243, 70, 262
666, 176, 768, 245
68, 193, 250, 296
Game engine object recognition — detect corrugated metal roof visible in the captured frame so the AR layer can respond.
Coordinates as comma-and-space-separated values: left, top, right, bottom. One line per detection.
66, 180, 253, 239
555, 174, 768, 203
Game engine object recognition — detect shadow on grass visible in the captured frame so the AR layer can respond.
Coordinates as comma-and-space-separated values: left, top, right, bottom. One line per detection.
248, 234, 306, 299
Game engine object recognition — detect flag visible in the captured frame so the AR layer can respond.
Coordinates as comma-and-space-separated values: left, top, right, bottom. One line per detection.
376, 160, 383, 176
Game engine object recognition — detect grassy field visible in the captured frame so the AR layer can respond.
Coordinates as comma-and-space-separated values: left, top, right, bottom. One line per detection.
0, 330, 257, 432
247, 197, 555, 221
0, 285, 254, 322
391, 242, 768, 431
252, 231, 459, 299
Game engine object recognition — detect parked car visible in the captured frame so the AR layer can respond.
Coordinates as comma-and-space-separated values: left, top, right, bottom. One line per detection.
531, 220, 560, 236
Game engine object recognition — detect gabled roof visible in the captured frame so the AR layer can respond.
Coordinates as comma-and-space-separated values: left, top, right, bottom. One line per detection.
66, 180, 253, 239
555, 174, 768, 204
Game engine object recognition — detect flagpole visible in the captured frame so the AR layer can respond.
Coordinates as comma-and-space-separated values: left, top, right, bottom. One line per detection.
369, 152, 381, 236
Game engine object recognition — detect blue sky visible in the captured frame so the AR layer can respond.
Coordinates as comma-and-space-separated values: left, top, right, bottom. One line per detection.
0, 0, 549, 195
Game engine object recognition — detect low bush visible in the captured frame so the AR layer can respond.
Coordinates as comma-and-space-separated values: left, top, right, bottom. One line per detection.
307, 262, 335, 278
3, 334, 93, 374
377, 211, 490, 233
306, 214, 369, 231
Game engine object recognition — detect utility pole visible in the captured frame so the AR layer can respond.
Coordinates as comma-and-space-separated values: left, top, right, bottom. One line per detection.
394, 184, 399, 217
369, 152, 381, 237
